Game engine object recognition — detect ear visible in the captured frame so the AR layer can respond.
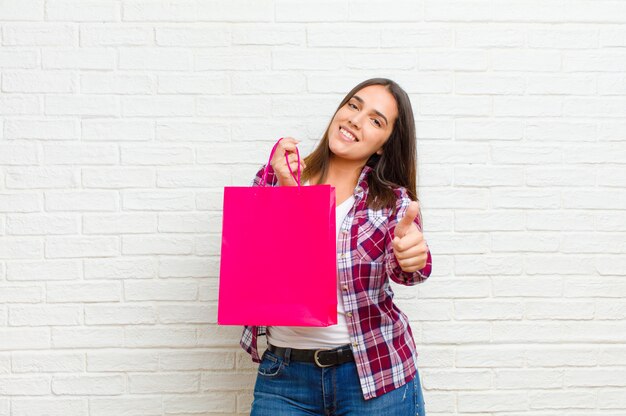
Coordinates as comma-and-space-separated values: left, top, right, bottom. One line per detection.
376, 148, 383, 155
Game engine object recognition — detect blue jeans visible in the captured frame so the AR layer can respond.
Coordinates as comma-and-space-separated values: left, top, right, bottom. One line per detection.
251, 349, 426, 416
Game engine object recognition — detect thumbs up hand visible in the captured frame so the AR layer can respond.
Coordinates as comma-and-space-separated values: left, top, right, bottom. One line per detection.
392, 201, 429, 273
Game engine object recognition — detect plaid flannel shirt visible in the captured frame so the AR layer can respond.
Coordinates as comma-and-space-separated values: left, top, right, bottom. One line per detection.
240, 164, 433, 400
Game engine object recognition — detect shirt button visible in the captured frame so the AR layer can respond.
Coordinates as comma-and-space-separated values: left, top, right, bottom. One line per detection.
341, 229, 349, 235
354, 187, 363, 194
346, 312, 353, 318
352, 342, 358, 348
340, 253, 347, 258
342, 285, 348, 291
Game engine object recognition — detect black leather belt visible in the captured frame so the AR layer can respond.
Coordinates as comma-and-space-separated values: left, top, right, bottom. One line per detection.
267, 344, 354, 368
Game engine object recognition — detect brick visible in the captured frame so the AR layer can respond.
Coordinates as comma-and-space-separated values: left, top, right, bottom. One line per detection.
158, 304, 215, 324
7, 212, 77, 239
496, 369, 562, 389
82, 119, 154, 141
232, 25, 305, 45
124, 327, 196, 347
45, 95, 119, 116
424, 369, 492, 390
0, 192, 40, 212
4, 119, 77, 140
159, 257, 214, 278
42, 49, 115, 70
455, 254, 524, 275
122, 235, 193, 255
0, 238, 42, 259
493, 276, 563, 298
82, 168, 155, 189
197, 326, 242, 347
46, 0, 119, 21
121, 145, 194, 165
527, 74, 596, 95
87, 351, 158, 372
11, 399, 86, 416
526, 167, 595, 186
119, 48, 192, 70
0, 95, 40, 115
456, 27, 525, 47
45, 236, 119, 258
271, 49, 342, 70
83, 213, 156, 234
0, 376, 50, 395
0, 50, 38, 69
456, 347, 525, 368
276, 0, 347, 22
0, 143, 40, 165
455, 119, 522, 140
494, 50, 561, 71
5, 167, 79, 189
52, 328, 123, 348
156, 27, 230, 46
564, 50, 626, 71
424, 0, 493, 22
52, 375, 124, 395
0, 0, 44, 20
84, 258, 156, 280
122, 190, 195, 210
599, 121, 626, 141
85, 305, 156, 325
0, 286, 42, 303
2, 24, 75, 46
130, 373, 198, 393
157, 169, 229, 188
307, 25, 380, 47
494, 97, 562, 116
89, 398, 161, 416
381, 25, 452, 47
0, 328, 49, 351
526, 210, 592, 231
158, 74, 229, 94
156, 121, 229, 142
44, 143, 119, 165
565, 276, 626, 297
2, 71, 76, 93
7, 260, 81, 281
422, 322, 491, 343
598, 74, 626, 95
200, 372, 255, 391
80, 73, 155, 94
232, 72, 305, 94
157, 212, 214, 233
163, 393, 236, 413
526, 301, 595, 320
80, 24, 153, 46
529, 390, 595, 409
525, 121, 596, 141
9, 305, 81, 326
47, 282, 121, 303
44, 191, 118, 211
600, 26, 626, 47
122, 95, 196, 117
159, 350, 234, 371
419, 96, 491, 116
454, 167, 524, 187
529, 27, 599, 48
493, 188, 561, 209
12, 352, 84, 373
458, 392, 527, 412
491, 144, 562, 164
197, 96, 271, 117
123, 0, 273, 22
455, 74, 524, 95
124, 281, 197, 301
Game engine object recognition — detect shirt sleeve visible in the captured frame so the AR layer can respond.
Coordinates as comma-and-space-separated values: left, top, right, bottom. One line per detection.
385, 187, 433, 286
252, 164, 277, 187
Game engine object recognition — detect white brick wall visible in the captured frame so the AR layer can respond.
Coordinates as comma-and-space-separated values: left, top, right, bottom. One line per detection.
1, 0, 625, 414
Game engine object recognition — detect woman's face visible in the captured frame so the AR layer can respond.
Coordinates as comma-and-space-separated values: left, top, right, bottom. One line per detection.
328, 84, 399, 165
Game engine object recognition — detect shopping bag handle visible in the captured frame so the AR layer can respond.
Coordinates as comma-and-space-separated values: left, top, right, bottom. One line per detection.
261, 137, 301, 187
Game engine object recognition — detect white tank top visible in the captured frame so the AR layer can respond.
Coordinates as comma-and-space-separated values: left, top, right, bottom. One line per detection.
267, 190, 355, 349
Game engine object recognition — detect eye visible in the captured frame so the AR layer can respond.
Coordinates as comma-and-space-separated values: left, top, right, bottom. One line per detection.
372, 119, 382, 127
348, 102, 358, 110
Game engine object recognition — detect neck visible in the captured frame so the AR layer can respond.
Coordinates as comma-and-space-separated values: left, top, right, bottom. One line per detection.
325, 155, 365, 189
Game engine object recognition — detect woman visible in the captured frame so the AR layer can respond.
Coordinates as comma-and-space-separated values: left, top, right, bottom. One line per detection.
241, 78, 433, 415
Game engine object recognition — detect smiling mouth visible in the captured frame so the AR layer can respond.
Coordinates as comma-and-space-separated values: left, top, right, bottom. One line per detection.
339, 127, 358, 142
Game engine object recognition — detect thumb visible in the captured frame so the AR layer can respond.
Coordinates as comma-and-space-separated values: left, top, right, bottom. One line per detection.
394, 201, 420, 239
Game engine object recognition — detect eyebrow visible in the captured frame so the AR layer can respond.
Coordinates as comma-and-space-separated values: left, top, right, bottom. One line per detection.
351, 95, 388, 126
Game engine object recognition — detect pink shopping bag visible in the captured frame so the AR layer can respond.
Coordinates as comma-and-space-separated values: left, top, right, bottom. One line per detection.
218, 139, 337, 326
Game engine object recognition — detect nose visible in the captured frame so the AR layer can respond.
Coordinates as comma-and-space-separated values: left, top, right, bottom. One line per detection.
348, 113, 363, 129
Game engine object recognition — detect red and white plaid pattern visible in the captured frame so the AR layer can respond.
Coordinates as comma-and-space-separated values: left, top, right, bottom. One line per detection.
240, 164, 433, 400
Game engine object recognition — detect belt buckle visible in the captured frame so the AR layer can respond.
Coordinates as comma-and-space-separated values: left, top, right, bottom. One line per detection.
313, 349, 334, 368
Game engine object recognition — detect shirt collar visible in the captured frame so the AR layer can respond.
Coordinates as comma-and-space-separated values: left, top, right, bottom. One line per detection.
353, 165, 372, 199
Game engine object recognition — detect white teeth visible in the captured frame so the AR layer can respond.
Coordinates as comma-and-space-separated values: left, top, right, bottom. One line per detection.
340, 127, 356, 141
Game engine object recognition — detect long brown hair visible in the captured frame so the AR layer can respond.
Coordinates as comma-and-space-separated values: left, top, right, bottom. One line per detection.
302, 78, 419, 214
